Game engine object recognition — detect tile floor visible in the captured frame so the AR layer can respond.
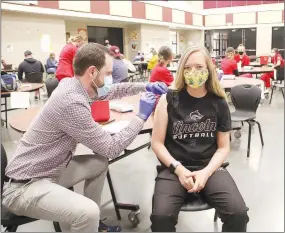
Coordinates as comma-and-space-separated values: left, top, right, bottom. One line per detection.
1, 89, 284, 232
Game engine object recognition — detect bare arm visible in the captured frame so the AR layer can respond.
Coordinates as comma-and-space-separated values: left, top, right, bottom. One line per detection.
204, 131, 230, 176
151, 94, 186, 176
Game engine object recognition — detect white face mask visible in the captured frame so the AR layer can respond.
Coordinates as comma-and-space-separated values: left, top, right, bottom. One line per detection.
271, 53, 275, 57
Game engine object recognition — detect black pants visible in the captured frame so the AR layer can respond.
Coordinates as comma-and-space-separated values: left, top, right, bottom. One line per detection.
150, 167, 249, 232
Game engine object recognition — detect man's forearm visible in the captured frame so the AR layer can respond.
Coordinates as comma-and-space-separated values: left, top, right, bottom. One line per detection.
103, 83, 146, 101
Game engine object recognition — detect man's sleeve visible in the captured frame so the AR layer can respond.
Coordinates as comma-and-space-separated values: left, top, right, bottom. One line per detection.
17, 64, 23, 81
101, 83, 146, 101
59, 101, 144, 160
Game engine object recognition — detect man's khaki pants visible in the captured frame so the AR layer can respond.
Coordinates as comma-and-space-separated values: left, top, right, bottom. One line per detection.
2, 154, 108, 232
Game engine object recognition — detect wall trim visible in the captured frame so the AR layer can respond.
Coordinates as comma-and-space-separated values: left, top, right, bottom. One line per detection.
205, 23, 284, 30
1, 2, 204, 30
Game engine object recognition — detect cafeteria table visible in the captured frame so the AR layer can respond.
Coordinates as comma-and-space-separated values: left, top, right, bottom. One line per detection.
1, 83, 44, 128
8, 95, 153, 227
238, 67, 274, 78
220, 76, 263, 92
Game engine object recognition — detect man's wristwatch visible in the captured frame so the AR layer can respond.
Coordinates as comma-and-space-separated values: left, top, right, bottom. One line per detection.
168, 161, 181, 173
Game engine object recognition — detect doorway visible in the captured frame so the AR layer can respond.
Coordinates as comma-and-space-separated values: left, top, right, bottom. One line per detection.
87, 26, 124, 54
272, 27, 284, 58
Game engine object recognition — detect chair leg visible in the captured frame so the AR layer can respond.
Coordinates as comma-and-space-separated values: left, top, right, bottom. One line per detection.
281, 88, 284, 98
254, 120, 264, 146
269, 86, 274, 104
214, 210, 218, 222
246, 121, 252, 158
148, 132, 152, 150
241, 121, 244, 126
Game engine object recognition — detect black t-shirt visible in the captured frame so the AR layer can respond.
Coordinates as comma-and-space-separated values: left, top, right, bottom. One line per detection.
164, 89, 232, 170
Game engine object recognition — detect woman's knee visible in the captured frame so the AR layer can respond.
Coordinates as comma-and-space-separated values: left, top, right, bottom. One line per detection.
150, 214, 177, 232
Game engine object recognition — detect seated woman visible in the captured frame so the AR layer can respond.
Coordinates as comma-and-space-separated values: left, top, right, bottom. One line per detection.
110, 46, 128, 83
221, 47, 240, 76
46, 52, 58, 74
261, 48, 284, 89
234, 44, 250, 67
150, 46, 249, 232
149, 46, 174, 86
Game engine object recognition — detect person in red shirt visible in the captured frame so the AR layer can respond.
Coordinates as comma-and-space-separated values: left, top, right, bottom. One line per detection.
261, 48, 284, 88
56, 35, 84, 82
221, 47, 239, 76
150, 46, 174, 86
234, 44, 250, 67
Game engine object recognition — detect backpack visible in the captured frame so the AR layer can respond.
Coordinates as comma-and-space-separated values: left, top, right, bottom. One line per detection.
1, 74, 18, 92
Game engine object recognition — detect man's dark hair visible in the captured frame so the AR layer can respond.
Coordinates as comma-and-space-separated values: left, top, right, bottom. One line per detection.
73, 43, 113, 76
24, 50, 32, 56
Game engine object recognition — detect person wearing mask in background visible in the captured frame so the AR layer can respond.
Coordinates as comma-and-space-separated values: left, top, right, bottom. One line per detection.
105, 39, 111, 49
56, 35, 84, 82
110, 46, 129, 83
3, 43, 168, 233
234, 44, 250, 67
150, 46, 249, 232
150, 46, 174, 87
18, 50, 44, 99
261, 48, 284, 90
147, 49, 159, 72
46, 52, 58, 74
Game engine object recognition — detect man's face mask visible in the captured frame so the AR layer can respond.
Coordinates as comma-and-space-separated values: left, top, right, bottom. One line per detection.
184, 68, 209, 89
92, 70, 113, 98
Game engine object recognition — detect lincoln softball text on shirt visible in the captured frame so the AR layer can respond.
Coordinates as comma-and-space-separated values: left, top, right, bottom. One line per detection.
164, 89, 232, 169
5, 78, 146, 180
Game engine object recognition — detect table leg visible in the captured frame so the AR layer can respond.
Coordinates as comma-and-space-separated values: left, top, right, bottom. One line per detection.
5, 97, 8, 128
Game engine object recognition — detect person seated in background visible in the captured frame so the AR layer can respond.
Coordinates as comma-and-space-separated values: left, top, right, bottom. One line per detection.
18, 50, 44, 82
150, 46, 249, 232
1, 57, 7, 74
105, 39, 111, 48
147, 49, 158, 72
150, 46, 174, 87
121, 54, 136, 73
234, 44, 250, 67
110, 46, 128, 83
18, 50, 44, 99
221, 47, 239, 76
46, 52, 58, 74
261, 48, 284, 90
56, 35, 84, 82
133, 51, 144, 62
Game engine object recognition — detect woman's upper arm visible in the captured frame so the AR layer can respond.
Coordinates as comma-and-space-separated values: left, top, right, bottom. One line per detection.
217, 99, 231, 151
152, 94, 168, 145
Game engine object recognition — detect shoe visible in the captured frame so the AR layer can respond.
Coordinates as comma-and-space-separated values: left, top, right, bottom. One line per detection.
99, 219, 122, 232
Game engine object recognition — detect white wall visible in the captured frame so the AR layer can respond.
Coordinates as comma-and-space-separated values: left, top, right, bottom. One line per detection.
140, 24, 171, 54
179, 29, 204, 54
124, 24, 142, 60
2, 11, 66, 67
256, 25, 273, 56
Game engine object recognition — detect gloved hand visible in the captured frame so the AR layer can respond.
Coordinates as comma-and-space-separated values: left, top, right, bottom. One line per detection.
146, 82, 168, 95
137, 92, 157, 121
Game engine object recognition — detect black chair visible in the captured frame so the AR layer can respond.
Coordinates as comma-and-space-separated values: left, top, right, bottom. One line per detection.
25, 72, 43, 83
180, 162, 229, 223
230, 84, 264, 158
1, 145, 66, 232
269, 67, 284, 104
45, 77, 59, 98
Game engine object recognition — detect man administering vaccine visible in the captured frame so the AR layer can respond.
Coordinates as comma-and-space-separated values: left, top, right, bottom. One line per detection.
2, 43, 168, 232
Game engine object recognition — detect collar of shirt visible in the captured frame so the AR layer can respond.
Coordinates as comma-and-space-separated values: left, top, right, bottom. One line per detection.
73, 77, 93, 105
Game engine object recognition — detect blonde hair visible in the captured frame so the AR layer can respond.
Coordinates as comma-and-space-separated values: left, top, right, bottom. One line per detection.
49, 52, 55, 59
67, 34, 84, 44
174, 46, 226, 99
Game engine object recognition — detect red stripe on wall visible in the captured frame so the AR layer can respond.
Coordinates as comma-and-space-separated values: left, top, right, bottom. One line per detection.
132, 1, 146, 19
37, 0, 59, 9
262, 1, 279, 3
162, 7, 172, 22
226, 14, 233, 24
203, 0, 216, 9
256, 12, 258, 24
90, 1, 110, 15
185, 12, 193, 25
217, 1, 231, 8
231, 1, 246, 7
247, 1, 262, 5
